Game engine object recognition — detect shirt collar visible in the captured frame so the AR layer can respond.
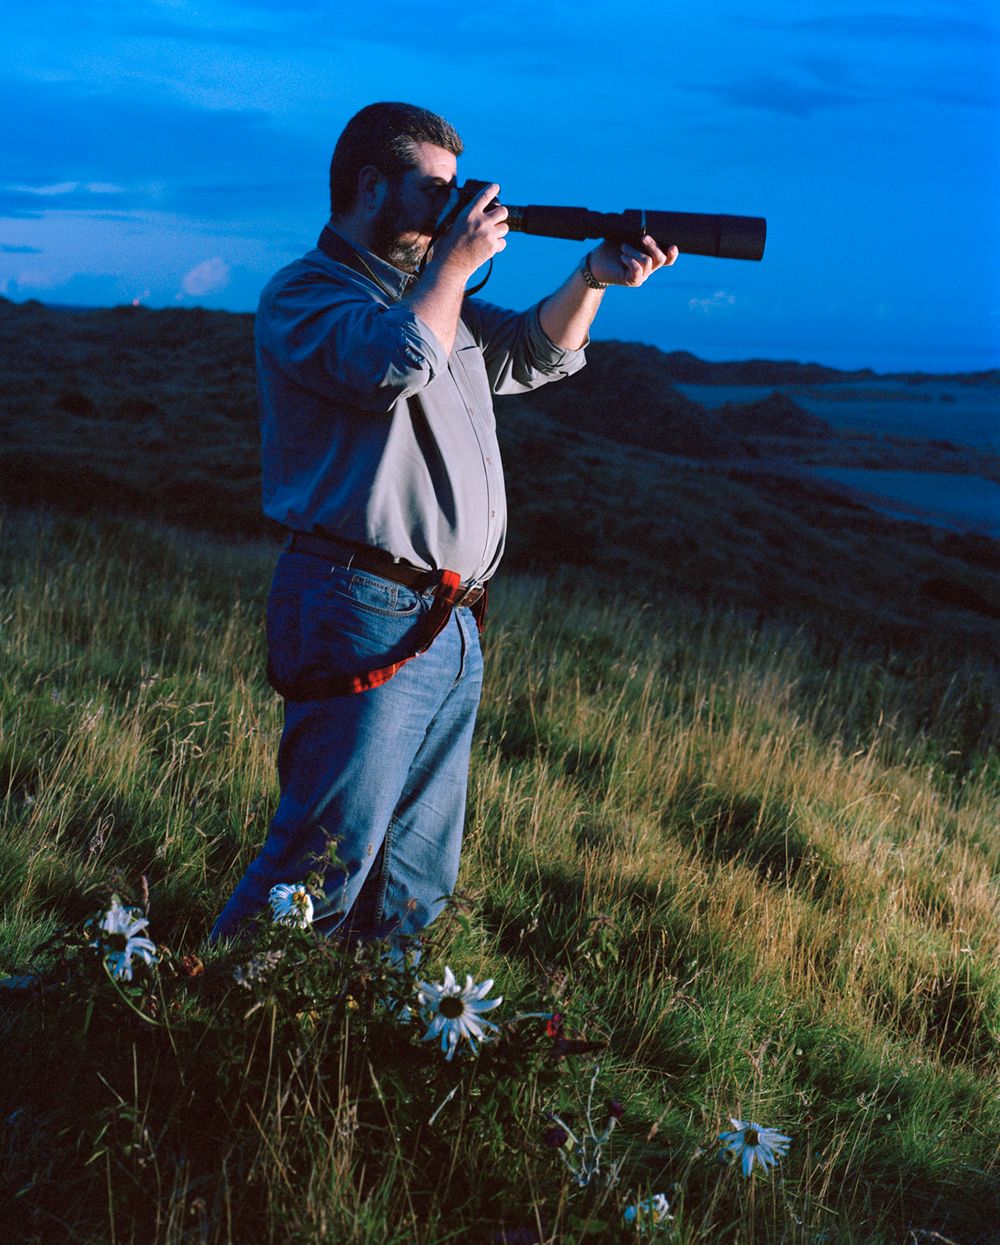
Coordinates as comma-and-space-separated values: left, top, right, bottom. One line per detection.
324, 221, 416, 300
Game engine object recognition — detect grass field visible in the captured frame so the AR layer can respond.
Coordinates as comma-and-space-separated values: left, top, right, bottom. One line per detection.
1, 505, 998, 1244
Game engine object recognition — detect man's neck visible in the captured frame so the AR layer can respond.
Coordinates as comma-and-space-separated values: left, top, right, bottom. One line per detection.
330, 210, 425, 276
321, 222, 416, 302
328, 215, 380, 260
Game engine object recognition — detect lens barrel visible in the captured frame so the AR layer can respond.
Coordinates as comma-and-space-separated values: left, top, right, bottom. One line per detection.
502, 202, 766, 261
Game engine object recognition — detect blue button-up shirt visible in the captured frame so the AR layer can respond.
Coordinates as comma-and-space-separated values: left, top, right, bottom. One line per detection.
257, 228, 587, 582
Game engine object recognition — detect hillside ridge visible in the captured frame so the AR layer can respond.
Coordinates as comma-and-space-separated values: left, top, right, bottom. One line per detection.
1, 297, 998, 657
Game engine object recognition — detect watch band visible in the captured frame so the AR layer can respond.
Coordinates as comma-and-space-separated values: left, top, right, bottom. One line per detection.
579, 252, 608, 291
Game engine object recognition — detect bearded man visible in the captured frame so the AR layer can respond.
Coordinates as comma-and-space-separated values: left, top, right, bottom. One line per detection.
211, 102, 675, 948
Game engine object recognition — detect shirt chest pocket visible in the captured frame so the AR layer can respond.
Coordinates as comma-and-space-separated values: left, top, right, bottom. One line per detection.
449, 344, 495, 425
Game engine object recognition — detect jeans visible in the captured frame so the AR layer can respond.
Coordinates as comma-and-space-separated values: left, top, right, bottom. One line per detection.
210, 550, 484, 947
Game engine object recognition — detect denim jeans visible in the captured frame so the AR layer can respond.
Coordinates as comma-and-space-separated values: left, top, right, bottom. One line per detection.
210, 550, 484, 947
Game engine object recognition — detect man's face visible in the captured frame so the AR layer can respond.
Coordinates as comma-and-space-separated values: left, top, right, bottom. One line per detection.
371, 141, 457, 272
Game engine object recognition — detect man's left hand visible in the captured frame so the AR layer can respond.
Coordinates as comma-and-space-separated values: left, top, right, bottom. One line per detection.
588, 235, 678, 288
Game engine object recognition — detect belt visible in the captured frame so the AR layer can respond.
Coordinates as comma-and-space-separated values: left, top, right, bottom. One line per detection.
286, 531, 486, 608
271, 531, 489, 698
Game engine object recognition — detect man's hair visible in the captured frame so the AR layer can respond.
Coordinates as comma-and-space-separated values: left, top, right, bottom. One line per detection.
329, 102, 463, 217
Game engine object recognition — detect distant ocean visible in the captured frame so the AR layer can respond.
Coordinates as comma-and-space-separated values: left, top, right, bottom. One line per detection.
677, 379, 1000, 538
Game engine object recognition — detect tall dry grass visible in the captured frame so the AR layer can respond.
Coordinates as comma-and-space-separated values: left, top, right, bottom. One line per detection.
1, 506, 997, 1243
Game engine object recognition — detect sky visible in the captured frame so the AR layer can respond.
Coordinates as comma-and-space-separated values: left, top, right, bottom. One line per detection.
3, 0, 999, 373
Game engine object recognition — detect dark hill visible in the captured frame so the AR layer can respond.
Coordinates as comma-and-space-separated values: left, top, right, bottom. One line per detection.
717, 391, 832, 437
655, 348, 878, 385
653, 344, 1000, 386
1, 297, 997, 656
515, 341, 742, 458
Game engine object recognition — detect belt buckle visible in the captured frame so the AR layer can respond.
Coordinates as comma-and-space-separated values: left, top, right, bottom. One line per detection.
455, 581, 484, 608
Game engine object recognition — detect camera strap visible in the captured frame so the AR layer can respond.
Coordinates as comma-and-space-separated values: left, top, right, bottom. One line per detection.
315, 221, 493, 301
316, 226, 404, 302
422, 205, 493, 295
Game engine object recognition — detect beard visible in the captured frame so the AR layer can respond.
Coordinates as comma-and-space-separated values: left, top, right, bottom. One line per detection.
371, 182, 434, 274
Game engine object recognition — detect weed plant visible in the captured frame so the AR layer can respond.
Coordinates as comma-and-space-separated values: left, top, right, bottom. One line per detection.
1, 507, 997, 1243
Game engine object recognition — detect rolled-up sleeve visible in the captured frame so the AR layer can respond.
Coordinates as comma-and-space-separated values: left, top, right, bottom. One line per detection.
461, 298, 587, 395
259, 275, 449, 413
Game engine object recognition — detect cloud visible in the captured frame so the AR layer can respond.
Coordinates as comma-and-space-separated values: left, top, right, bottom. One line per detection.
1, 243, 42, 253
6, 0, 280, 52
14, 266, 62, 290
69, 0, 604, 57
179, 256, 230, 297
13, 181, 81, 196
0, 180, 138, 219
747, 12, 1000, 47
689, 289, 736, 315
170, 178, 319, 220
684, 72, 865, 118
0, 73, 324, 233
0, 74, 318, 191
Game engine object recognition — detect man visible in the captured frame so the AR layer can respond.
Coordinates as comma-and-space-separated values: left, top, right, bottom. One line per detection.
210, 102, 675, 948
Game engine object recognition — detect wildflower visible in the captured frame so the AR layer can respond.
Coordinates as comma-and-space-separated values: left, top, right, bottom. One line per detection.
607, 1099, 626, 1120
269, 882, 314, 928
104, 938, 157, 982
99, 897, 157, 982
622, 1193, 672, 1229
718, 1118, 792, 1176
232, 949, 285, 988
416, 966, 502, 1060
100, 896, 150, 941
542, 1124, 570, 1148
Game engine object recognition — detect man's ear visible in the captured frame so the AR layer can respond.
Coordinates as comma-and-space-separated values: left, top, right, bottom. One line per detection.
356, 165, 387, 216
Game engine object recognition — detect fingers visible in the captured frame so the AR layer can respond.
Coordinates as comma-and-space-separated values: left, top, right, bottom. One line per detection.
472, 182, 501, 209
466, 183, 506, 222
463, 183, 508, 233
618, 244, 652, 285
638, 235, 677, 267
440, 182, 507, 271
478, 185, 508, 243
618, 235, 678, 285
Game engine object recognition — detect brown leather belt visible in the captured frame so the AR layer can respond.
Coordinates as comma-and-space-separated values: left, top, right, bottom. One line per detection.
286, 531, 486, 608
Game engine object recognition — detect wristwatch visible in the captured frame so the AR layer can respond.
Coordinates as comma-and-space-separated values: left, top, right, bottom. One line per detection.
579, 252, 608, 291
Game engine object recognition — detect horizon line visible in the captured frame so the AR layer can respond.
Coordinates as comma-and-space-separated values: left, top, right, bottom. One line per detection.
2, 294, 997, 381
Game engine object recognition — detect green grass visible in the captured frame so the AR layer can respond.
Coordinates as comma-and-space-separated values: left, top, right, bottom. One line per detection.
1, 505, 998, 1244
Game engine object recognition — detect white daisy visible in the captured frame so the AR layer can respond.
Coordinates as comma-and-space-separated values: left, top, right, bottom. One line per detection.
100, 896, 150, 940
268, 882, 314, 928
718, 1118, 792, 1176
622, 1193, 672, 1229
98, 897, 157, 981
416, 966, 502, 1060
105, 938, 157, 982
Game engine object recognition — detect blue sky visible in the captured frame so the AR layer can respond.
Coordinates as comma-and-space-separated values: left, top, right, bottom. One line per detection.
3, 0, 998, 372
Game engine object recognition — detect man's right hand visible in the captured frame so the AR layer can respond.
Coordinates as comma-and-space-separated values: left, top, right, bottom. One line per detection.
405, 183, 508, 356
431, 183, 508, 280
